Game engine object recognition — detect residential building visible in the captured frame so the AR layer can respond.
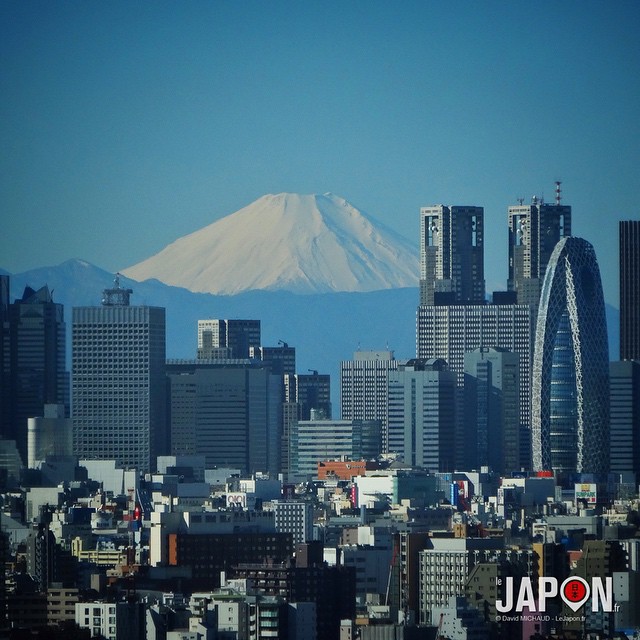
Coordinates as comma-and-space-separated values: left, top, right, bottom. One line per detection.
620, 220, 640, 360
272, 501, 314, 545
419, 205, 485, 305
418, 537, 534, 625
531, 237, 609, 476
72, 276, 166, 474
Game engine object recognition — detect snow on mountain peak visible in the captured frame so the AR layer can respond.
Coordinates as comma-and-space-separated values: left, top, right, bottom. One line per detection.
121, 192, 419, 295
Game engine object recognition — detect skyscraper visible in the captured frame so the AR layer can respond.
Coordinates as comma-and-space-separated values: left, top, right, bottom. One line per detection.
387, 358, 456, 471
340, 350, 398, 449
507, 186, 571, 306
531, 237, 609, 475
463, 347, 520, 474
166, 360, 282, 475
419, 205, 485, 305
72, 277, 166, 473
417, 303, 534, 469
282, 372, 331, 478
620, 220, 640, 360
609, 360, 640, 481
6, 284, 68, 462
0, 275, 11, 446
197, 319, 260, 359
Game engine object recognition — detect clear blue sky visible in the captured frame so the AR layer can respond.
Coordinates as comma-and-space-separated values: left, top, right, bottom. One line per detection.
1, 1, 638, 306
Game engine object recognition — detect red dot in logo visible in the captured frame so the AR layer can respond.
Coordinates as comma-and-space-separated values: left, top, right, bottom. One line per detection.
563, 579, 587, 602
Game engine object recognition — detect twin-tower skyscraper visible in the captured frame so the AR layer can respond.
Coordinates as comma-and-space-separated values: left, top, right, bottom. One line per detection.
417, 186, 609, 477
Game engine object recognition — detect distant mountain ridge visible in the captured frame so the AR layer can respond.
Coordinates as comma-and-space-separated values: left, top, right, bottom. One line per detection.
3, 259, 621, 405
5, 260, 420, 392
122, 192, 420, 295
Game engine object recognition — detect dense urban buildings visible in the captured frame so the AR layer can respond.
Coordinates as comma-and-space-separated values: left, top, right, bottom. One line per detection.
620, 220, 640, 360
3, 190, 638, 640
531, 237, 610, 476
417, 303, 534, 469
72, 277, 166, 473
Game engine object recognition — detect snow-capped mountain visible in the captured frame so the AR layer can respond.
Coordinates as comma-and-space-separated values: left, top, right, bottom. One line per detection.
122, 192, 419, 294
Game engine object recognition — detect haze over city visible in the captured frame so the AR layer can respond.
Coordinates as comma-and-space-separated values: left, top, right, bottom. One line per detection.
2, 1, 639, 308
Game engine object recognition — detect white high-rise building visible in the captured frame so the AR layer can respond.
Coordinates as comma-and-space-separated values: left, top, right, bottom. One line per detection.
340, 350, 398, 449
72, 277, 166, 474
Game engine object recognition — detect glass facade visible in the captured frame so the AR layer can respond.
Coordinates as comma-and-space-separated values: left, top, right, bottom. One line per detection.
532, 237, 609, 475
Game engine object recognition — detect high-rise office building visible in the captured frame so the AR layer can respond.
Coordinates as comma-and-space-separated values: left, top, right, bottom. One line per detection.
288, 419, 381, 482
507, 186, 571, 306
419, 205, 485, 305
166, 360, 282, 475
197, 319, 260, 359
6, 284, 68, 462
340, 350, 398, 449
282, 372, 331, 479
463, 347, 520, 474
609, 360, 640, 481
387, 358, 456, 471
0, 275, 11, 446
72, 277, 166, 474
620, 220, 640, 360
250, 344, 296, 376
531, 237, 609, 475
417, 303, 534, 469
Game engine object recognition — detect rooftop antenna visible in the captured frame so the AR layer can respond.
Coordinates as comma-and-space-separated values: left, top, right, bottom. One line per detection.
517, 197, 524, 205
102, 272, 133, 306
555, 180, 562, 206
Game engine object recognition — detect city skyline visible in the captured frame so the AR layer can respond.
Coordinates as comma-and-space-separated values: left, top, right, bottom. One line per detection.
2, 2, 639, 309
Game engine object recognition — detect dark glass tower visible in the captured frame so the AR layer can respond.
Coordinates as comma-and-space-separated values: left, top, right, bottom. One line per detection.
508, 187, 571, 307
419, 205, 485, 305
620, 220, 640, 360
7, 285, 68, 462
531, 237, 609, 475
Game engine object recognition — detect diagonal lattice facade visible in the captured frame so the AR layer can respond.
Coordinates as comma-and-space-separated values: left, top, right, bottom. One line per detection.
531, 237, 609, 474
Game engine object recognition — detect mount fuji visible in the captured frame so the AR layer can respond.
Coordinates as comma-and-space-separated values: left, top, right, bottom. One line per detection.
122, 193, 419, 294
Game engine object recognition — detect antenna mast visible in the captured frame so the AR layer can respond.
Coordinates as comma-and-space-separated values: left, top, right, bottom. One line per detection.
555, 180, 562, 206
